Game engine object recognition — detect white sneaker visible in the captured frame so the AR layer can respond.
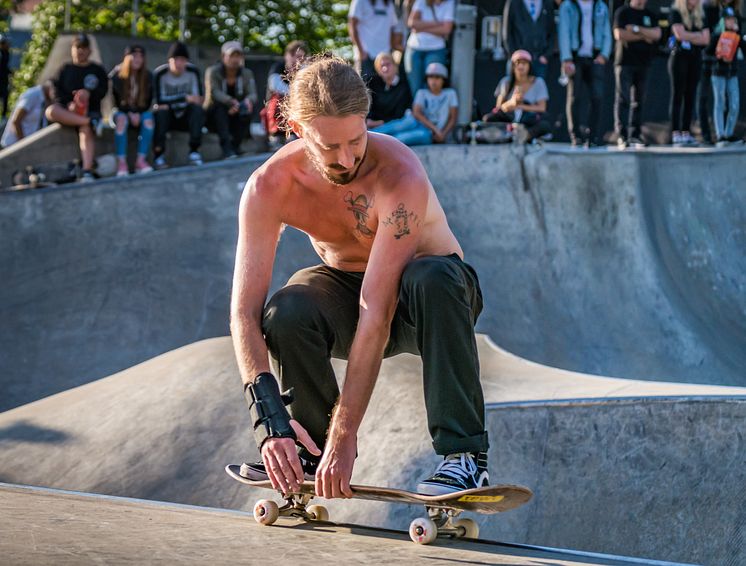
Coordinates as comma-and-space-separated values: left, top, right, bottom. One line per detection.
672, 131, 682, 146
417, 452, 489, 496
153, 155, 168, 170
188, 151, 203, 166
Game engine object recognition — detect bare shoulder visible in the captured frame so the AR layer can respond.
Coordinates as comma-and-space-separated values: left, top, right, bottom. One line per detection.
367, 133, 429, 197
240, 141, 303, 216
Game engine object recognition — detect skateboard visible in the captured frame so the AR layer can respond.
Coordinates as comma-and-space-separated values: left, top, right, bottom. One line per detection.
225, 463, 533, 544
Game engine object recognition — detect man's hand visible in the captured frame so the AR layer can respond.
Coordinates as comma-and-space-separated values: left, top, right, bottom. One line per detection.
315, 434, 357, 499
562, 60, 576, 77
594, 55, 607, 65
74, 89, 90, 104
261, 419, 321, 495
186, 94, 203, 105
229, 99, 240, 115
539, 55, 548, 65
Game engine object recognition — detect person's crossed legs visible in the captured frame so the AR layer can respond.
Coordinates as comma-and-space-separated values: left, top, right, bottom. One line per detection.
46, 103, 95, 174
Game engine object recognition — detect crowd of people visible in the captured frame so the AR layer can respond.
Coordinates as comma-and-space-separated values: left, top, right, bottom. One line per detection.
1, 0, 745, 179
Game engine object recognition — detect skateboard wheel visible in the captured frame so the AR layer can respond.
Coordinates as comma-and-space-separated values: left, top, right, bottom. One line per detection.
409, 517, 438, 544
253, 499, 279, 525
453, 517, 479, 539
306, 505, 329, 521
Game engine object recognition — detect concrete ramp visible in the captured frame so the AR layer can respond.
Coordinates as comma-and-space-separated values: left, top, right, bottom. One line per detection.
0, 337, 743, 564
2, 483, 676, 566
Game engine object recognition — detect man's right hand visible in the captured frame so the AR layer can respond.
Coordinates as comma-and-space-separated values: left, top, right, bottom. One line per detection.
562, 61, 576, 77
261, 419, 321, 495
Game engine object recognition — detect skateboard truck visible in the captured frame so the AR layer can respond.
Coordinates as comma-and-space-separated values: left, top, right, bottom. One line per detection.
253, 492, 329, 525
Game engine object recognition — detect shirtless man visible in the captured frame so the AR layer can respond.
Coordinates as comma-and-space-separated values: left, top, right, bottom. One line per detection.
231, 56, 489, 499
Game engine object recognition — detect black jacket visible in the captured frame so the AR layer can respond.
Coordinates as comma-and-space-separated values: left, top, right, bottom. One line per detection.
108, 65, 154, 113
503, 0, 556, 59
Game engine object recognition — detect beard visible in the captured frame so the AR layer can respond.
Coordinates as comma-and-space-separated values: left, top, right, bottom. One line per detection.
305, 145, 366, 186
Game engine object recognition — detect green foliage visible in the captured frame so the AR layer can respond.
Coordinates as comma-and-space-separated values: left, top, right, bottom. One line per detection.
9, 0, 351, 107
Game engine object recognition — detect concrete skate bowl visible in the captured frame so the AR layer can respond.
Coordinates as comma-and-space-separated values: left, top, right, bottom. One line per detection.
1, 144, 745, 413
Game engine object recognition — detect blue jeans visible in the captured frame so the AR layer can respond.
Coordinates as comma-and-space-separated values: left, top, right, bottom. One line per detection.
405, 47, 447, 97
372, 111, 433, 146
113, 111, 154, 157
711, 75, 739, 139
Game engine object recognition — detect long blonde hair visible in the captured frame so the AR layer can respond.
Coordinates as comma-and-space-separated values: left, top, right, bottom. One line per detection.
674, 0, 704, 29
280, 55, 371, 130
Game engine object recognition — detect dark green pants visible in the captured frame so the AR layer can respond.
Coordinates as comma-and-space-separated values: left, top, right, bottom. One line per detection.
262, 254, 489, 455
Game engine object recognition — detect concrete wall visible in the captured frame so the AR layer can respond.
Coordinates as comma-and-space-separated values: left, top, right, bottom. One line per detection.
1, 145, 745, 412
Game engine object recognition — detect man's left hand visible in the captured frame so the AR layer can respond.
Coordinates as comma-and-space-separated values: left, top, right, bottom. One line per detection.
594, 55, 607, 65
315, 435, 357, 499
539, 55, 548, 65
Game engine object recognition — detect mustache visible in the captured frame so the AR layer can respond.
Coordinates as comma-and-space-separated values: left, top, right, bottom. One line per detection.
328, 158, 362, 171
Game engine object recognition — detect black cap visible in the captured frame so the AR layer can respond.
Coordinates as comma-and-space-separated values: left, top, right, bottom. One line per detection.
125, 44, 145, 56
167, 41, 190, 60
72, 33, 90, 47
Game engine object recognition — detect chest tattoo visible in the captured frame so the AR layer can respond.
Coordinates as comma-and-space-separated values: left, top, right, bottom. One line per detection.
344, 191, 375, 238
382, 203, 420, 239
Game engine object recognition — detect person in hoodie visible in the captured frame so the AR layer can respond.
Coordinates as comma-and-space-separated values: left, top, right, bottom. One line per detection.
558, 0, 612, 146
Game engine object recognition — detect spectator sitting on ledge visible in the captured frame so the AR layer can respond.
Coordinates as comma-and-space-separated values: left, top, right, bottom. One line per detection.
1, 80, 54, 149
366, 52, 412, 128
372, 61, 457, 146
482, 49, 551, 143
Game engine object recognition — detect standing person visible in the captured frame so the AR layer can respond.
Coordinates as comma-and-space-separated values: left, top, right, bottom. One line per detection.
558, 0, 613, 146
0, 81, 54, 149
204, 41, 258, 159
404, 0, 455, 96
502, 0, 557, 78
262, 40, 308, 150
372, 61, 457, 146
708, 7, 746, 145
0, 35, 11, 119
152, 41, 204, 169
612, 0, 662, 148
348, 0, 403, 83
366, 52, 413, 128
698, 0, 722, 144
232, 56, 490, 498
482, 50, 551, 143
668, 0, 710, 146
45, 33, 109, 182
109, 44, 154, 176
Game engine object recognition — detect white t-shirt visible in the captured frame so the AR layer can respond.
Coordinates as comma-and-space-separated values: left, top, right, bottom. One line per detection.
406, 0, 456, 51
413, 87, 458, 130
1, 85, 47, 148
349, 0, 398, 61
578, 0, 594, 57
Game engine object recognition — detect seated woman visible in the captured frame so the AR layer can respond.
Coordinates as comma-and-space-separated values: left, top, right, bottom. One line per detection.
366, 52, 412, 128
109, 44, 154, 176
372, 61, 457, 146
483, 50, 550, 143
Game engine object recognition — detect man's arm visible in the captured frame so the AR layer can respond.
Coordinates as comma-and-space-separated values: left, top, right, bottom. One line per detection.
12, 107, 28, 139
315, 159, 429, 500
206, 66, 233, 106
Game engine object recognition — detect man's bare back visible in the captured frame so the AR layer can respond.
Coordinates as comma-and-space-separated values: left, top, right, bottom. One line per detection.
252, 131, 462, 272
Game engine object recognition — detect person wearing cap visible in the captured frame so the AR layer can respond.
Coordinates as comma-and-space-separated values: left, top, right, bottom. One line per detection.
404, 0, 456, 97
482, 50, 551, 143
152, 41, 205, 168
109, 44, 154, 175
502, 0, 556, 79
204, 41, 258, 159
45, 33, 109, 183
612, 0, 662, 148
348, 0, 403, 83
707, 5, 746, 145
372, 61, 457, 145
1, 80, 54, 149
558, 0, 612, 146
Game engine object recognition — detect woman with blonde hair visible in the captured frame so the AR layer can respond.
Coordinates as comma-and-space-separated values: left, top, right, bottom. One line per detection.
668, 0, 710, 145
108, 44, 154, 175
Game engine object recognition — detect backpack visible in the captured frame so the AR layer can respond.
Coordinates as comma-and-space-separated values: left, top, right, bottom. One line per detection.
716, 31, 740, 62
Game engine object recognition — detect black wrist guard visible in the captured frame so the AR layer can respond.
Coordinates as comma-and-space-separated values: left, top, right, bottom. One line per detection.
244, 372, 296, 449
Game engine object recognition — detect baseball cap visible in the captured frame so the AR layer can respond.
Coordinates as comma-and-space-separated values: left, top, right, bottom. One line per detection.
511, 49, 532, 63
221, 40, 243, 56
723, 6, 736, 17
425, 62, 448, 78
72, 33, 90, 48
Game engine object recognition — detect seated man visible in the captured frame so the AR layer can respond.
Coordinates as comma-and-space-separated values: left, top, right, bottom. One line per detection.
152, 41, 205, 168
232, 56, 489, 500
261, 40, 307, 149
44, 33, 108, 182
204, 41, 258, 159
372, 61, 457, 146
1, 80, 54, 149
366, 52, 412, 129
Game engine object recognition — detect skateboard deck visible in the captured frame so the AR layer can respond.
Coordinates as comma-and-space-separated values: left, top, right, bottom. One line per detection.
225, 463, 532, 544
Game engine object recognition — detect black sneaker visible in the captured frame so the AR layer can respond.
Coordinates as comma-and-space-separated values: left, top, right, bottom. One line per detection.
239, 449, 320, 482
417, 452, 489, 496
